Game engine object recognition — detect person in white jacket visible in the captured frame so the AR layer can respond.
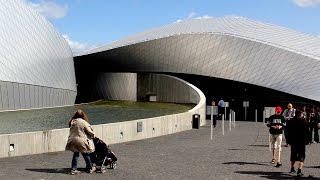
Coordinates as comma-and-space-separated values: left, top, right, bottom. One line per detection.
282, 103, 296, 147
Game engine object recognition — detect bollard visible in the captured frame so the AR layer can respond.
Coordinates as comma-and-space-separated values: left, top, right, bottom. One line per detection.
263, 110, 265, 125
222, 114, 225, 136
255, 109, 257, 123
210, 106, 213, 140
229, 111, 231, 131
233, 111, 236, 127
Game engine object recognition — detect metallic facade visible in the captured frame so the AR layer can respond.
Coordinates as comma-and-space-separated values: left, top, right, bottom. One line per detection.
0, 0, 76, 111
76, 17, 320, 103
2, 0, 320, 111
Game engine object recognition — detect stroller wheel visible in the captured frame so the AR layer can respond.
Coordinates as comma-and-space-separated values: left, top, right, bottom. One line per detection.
96, 166, 106, 173
110, 162, 117, 169
101, 168, 107, 173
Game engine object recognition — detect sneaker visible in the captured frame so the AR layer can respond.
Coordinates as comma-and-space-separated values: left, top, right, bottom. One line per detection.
70, 169, 80, 175
96, 166, 105, 173
289, 169, 296, 174
88, 166, 96, 173
275, 163, 282, 167
297, 172, 304, 176
271, 159, 275, 164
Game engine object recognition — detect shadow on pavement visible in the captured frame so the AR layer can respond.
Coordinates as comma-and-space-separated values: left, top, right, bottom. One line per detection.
25, 167, 82, 174
223, 161, 267, 166
248, 144, 269, 147
235, 171, 320, 180
306, 166, 320, 169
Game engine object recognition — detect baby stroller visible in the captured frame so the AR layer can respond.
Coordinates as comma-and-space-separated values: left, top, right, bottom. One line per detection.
90, 137, 117, 173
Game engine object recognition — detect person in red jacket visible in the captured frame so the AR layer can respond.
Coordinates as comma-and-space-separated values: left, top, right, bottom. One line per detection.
266, 106, 286, 167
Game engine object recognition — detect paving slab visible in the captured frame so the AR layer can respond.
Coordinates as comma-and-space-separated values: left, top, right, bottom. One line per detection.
0, 120, 320, 180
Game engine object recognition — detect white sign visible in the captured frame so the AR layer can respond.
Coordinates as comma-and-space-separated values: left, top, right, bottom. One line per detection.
149, 95, 157, 102
243, 101, 249, 107
264, 107, 276, 118
206, 106, 218, 115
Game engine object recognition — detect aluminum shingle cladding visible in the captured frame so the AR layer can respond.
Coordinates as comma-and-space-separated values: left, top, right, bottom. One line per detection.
0, 0, 76, 91
77, 17, 320, 102
80, 17, 320, 58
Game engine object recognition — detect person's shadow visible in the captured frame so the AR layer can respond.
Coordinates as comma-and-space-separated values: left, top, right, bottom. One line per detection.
235, 170, 320, 179
224, 162, 320, 179
25, 167, 87, 174
223, 161, 267, 166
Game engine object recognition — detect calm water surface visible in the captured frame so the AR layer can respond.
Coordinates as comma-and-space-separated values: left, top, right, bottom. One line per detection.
0, 101, 195, 134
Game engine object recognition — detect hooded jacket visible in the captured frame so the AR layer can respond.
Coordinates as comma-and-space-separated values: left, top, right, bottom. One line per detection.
65, 118, 95, 153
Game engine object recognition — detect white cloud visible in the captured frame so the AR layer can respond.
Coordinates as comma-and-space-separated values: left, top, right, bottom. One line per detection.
195, 15, 212, 19
187, 12, 197, 19
175, 12, 212, 23
24, 0, 68, 19
292, 0, 320, 7
63, 35, 97, 54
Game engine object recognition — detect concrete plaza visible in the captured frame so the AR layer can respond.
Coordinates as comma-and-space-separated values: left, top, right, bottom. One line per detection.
0, 120, 320, 180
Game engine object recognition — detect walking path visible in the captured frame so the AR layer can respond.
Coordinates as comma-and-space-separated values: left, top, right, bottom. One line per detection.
0, 120, 320, 180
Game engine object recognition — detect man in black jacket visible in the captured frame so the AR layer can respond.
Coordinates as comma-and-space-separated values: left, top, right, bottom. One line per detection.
285, 109, 311, 177
267, 106, 286, 167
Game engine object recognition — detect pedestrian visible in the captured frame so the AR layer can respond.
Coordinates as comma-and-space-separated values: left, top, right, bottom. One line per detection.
308, 106, 320, 143
218, 98, 225, 118
301, 105, 307, 120
266, 106, 286, 167
65, 109, 96, 175
282, 103, 296, 146
211, 101, 217, 127
282, 103, 296, 121
285, 109, 311, 177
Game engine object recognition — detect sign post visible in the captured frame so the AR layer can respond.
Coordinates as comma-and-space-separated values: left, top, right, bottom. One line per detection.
243, 101, 249, 120
224, 102, 229, 120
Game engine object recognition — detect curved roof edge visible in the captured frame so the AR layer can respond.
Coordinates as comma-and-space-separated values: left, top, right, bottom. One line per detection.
75, 16, 320, 60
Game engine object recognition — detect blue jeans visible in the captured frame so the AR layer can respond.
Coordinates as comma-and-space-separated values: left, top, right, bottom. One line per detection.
71, 152, 92, 170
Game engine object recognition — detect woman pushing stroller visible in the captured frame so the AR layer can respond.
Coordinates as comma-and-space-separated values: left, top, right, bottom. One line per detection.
65, 109, 96, 175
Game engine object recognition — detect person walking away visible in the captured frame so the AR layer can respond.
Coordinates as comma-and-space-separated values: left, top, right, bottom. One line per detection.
282, 103, 296, 146
285, 109, 311, 177
65, 109, 96, 175
218, 98, 225, 119
211, 101, 217, 127
266, 106, 286, 167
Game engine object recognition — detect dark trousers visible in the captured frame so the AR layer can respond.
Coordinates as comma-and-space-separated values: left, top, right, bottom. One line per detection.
310, 125, 319, 142
212, 115, 217, 127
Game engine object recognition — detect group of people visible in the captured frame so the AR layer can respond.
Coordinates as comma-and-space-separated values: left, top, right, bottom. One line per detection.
209, 98, 225, 128
267, 103, 319, 177
65, 103, 319, 176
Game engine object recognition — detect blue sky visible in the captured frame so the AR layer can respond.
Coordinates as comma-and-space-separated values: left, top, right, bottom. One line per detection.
24, 0, 320, 53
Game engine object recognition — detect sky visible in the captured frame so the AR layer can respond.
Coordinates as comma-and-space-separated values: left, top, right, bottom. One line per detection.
23, 0, 320, 54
